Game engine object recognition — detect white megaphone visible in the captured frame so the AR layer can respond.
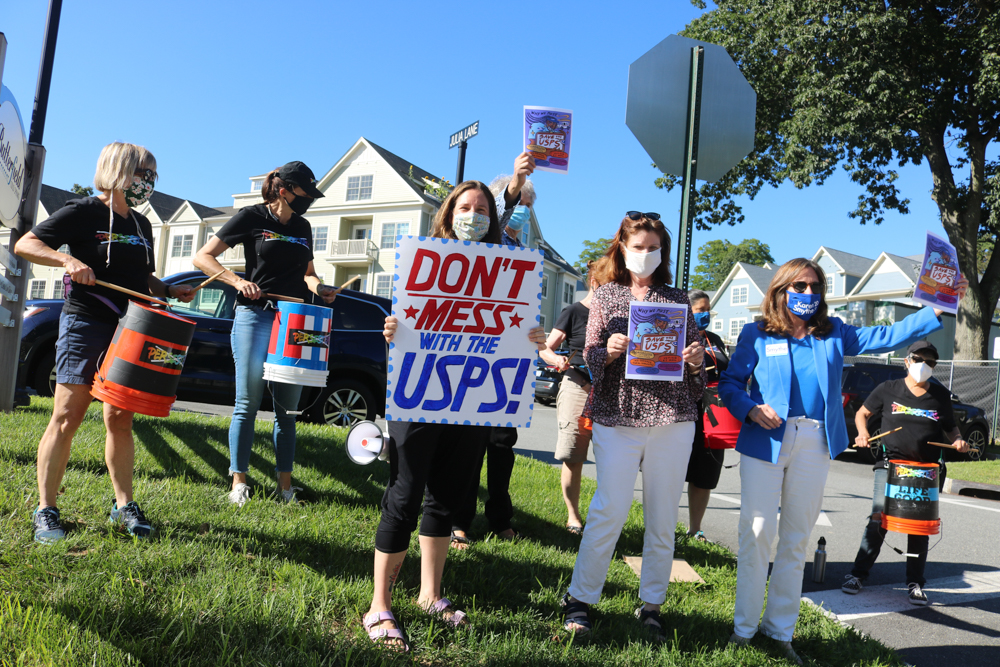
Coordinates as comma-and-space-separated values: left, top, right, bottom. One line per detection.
345, 420, 391, 465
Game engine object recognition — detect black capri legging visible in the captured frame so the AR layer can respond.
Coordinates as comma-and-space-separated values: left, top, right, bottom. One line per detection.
375, 421, 488, 553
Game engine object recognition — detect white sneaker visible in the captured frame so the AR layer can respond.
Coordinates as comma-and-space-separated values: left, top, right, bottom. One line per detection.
280, 486, 303, 503
228, 483, 251, 507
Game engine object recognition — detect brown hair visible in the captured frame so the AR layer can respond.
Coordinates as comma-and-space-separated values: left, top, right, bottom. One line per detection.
431, 180, 501, 244
603, 215, 673, 286
587, 256, 614, 289
758, 258, 833, 338
261, 169, 291, 204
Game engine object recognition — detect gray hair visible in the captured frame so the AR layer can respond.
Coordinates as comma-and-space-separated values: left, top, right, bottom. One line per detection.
488, 173, 536, 203
688, 289, 711, 305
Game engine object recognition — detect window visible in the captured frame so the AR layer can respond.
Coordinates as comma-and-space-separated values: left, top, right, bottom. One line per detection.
171, 234, 193, 258
331, 295, 388, 331
314, 226, 328, 253
712, 318, 723, 333
30, 280, 46, 299
376, 273, 392, 299
542, 274, 549, 298
52, 280, 65, 299
380, 222, 410, 249
563, 282, 575, 304
347, 175, 373, 201
731, 285, 748, 305
250, 178, 263, 192
539, 314, 547, 330
826, 275, 835, 295
57, 244, 70, 254
729, 318, 747, 342
353, 225, 371, 240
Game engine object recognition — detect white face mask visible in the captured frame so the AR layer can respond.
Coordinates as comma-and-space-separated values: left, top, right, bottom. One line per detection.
622, 247, 661, 279
908, 361, 933, 383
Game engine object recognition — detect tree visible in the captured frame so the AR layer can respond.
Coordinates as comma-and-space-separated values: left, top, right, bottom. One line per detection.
574, 237, 614, 278
655, 1, 1000, 359
691, 238, 774, 291
71, 183, 93, 196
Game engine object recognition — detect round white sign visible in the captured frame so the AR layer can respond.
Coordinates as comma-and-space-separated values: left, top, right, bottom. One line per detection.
0, 85, 28, 228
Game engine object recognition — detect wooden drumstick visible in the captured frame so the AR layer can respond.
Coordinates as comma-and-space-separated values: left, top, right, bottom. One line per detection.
851, 426, 902, 448
338, 277, 360, 291
95, 279, 169, 307
189, 270, 225, 294
928, 441, 980, 452
265, 293, 305, 303
566, 350, 577, 365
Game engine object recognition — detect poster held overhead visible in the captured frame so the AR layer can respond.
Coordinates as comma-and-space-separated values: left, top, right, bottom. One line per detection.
524, 106, 573, 174
626, 302, 688, 382
913, 231, 961, 315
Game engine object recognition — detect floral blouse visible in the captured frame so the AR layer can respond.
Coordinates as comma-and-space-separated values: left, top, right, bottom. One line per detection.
584, 281, 706, 428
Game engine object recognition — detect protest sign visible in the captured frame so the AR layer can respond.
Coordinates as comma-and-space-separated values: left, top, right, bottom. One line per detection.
524, 106, 573, 174
626, 302, 688, 381
386, 236, 543, 426
914, 231, 960, 314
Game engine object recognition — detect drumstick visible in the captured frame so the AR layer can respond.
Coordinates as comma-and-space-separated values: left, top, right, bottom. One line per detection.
95, 279, 169, 307
337, 277, 360, 291
928, 441, 980, 452
265, 293, 305, 303
867, 427, 902, 443
566, 351, 577, 365
189, 270, 225, 294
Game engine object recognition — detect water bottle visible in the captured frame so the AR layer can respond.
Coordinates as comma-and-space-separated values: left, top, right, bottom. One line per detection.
812, 537, 827, 583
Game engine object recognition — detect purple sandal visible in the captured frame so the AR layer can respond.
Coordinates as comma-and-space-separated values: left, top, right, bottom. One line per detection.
425, 598, 468, 627
363, 610, 409, 652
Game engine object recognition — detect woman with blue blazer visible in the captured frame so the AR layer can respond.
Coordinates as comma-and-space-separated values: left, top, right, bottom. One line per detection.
719, 257, 967, 665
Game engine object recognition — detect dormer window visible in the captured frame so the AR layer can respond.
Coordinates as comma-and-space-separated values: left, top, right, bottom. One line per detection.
250, 178, 263, 193
347, 175, 373, 201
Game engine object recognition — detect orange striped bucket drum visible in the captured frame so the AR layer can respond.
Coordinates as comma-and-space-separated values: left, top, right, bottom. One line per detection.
880, 459, 941, 536
91, 301, 196, 417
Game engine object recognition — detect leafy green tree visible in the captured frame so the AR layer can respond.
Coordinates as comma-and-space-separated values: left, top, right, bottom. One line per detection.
656, 1, 1000, 359
691, 238, 774, 291
574, 237, 614, 278
71, 183, 93, 196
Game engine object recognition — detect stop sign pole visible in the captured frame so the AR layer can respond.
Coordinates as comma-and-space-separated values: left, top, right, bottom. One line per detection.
676, 46, 704, 292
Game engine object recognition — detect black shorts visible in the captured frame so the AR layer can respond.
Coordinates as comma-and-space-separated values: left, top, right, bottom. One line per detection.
685, 414, 725, 489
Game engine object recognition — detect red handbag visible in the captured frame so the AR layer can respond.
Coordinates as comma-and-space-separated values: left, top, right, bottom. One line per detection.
703, 382, 740, 449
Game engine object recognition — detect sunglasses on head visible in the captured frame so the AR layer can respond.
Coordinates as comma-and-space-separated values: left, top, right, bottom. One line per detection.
135, 168, 156, 181
909, 354, 937, 368
626, 211, 660, 221
789, 281, 823, 293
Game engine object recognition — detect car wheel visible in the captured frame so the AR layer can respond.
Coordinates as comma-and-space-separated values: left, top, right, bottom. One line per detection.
864, 424, 882, 464
964, 425, 987, 461
32, 350, 57, 397
311, 379, 376, 427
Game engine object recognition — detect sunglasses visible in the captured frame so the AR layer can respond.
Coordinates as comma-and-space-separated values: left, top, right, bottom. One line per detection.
135, 168, 157, 181
909, 354, 937, 368
789, 281, 823, 293
626, 211, 661, 221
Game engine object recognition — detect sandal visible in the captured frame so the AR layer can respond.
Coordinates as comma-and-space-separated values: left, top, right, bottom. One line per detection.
424, 597, 468, 627
363, 610, 409, 652
635, 606, 666, 642
689, 530, 709, 543
493, 528, 521, 541
566, 524, 584, 536
561, 593, 592, 635
450, 531, 471, 550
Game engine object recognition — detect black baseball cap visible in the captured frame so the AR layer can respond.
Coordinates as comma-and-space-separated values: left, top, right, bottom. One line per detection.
907, 340, 939, 360
277, 161, 324, 198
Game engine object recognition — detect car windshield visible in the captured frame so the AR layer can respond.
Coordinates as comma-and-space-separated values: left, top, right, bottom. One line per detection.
165, 279, 237, 319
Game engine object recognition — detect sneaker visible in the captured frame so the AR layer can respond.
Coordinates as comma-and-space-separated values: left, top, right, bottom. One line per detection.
33, 506, 66, 544
908, 582, 929, 606
109, 500, 154, 538
841, 575, 863, 595
728, 632, 751, 646
279, 486, 303, 503
228, 483, 251, 507
775, 640, 803, 665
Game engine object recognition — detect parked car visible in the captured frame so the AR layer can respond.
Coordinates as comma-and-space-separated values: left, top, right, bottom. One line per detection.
534, 356, 561, 405
17, 271, 390, 427
841, 362, 990, 461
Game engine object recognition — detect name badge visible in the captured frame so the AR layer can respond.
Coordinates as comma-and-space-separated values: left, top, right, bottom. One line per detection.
765, 342, 789, 357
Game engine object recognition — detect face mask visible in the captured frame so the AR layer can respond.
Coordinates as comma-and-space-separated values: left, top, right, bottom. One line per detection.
287, 192, 314, 216
908, 361, 933, 383
694, 311, 711, 331
122, 174, 154, 207
506, 205, 530, 232
786, 291, 821, 320
622, 247, 661, 279
453, 211, 491, 242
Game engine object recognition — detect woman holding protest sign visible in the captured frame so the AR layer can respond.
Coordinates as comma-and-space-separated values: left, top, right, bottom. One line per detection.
560, 212, 705, 642
366, 179, 547, 652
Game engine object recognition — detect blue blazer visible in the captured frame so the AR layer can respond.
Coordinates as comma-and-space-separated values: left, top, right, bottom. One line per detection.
719, 307, 943, 463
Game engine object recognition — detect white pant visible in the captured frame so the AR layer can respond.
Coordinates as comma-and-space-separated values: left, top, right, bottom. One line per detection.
734, 417, 831, 641
568, 421, 695, 605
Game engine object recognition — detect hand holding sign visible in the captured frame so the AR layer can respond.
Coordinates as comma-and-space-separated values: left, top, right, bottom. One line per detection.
682, 340, 705, 369
607, 333, 629, 363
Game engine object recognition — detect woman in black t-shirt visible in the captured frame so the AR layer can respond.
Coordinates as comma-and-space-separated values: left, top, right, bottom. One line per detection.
193, 161, 336, 506
16, 142, 194, 543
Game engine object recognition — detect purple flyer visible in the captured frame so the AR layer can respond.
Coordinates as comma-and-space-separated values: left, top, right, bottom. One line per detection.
626, 302, 688, 382
523, 106, 573, 174
913, 231, 960, 314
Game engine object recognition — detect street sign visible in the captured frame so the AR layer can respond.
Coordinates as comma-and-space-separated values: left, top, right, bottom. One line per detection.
449, 120, 479, 149
0, 85, 27, 228
626, 35, 756, 184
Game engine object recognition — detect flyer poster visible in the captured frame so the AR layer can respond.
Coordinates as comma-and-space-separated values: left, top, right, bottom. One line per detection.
626, 302, 688, 382
386, 236, 543, 427
524, 106, 573, 174
914, 231, 961, 314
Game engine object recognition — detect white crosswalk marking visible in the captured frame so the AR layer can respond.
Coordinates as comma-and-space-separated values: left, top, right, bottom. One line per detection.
710, 493, 832, 526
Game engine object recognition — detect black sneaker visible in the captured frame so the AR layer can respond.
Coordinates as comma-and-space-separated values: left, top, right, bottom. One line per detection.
33, 506, 66, 543
109, 500, 154, 538
908, 583, 929, 606
841, 575, 863, 595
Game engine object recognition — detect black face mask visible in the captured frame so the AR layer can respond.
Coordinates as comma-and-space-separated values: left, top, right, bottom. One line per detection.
287, 192, 314, 215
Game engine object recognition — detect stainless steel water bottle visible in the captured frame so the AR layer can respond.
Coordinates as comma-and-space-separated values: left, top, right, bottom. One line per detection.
812, 536, 827, 583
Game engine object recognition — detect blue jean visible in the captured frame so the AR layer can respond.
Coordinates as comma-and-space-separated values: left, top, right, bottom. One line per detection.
850, 466, 928, 586
229, 305, 303, 476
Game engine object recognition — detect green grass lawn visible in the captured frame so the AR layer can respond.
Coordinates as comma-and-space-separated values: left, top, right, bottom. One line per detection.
947, 459, 1000, 486
0, 398, 904, 666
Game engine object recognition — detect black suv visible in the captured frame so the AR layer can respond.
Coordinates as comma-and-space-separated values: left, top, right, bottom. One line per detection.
17, 271, 390, 427
841, 362, 990, 461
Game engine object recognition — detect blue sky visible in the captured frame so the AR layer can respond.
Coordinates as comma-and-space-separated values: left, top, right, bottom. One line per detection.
2, 1, 984, 275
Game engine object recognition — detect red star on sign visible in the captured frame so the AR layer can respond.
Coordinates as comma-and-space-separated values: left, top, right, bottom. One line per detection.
509, 313, 523, 328
404, 305, 420, 319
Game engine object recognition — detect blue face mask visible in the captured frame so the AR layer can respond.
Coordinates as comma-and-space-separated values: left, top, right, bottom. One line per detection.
693, 311, 711, 331
786, 291, 821, 320
506, 205, 530, 232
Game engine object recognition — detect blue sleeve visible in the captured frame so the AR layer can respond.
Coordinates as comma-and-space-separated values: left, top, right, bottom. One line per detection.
719, 323, 759, 423
842, 307, 943, 356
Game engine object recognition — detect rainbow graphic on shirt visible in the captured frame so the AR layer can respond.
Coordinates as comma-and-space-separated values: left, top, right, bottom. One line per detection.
261, 230, 309, 248
891, 402, 939, 421
96, 232, 152, 248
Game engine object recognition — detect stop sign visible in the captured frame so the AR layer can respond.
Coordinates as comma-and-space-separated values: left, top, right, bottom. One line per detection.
626, 35, 756, 184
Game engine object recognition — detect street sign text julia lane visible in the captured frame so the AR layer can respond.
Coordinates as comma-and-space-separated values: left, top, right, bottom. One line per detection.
449, 121, 479, 149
